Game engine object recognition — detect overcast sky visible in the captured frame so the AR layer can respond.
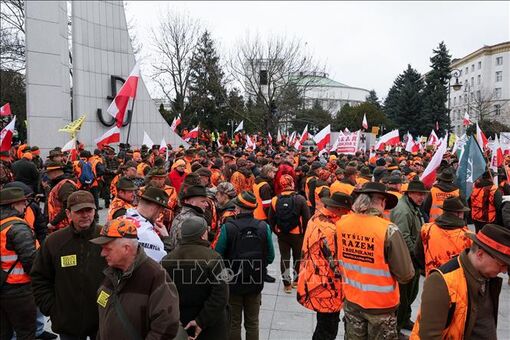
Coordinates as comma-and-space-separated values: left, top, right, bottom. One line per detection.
126, 1, 510, 101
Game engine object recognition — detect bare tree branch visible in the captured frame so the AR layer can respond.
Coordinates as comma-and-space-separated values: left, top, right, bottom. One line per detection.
0, 0, 25, 71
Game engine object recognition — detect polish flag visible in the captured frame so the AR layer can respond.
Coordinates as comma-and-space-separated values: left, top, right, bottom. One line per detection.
62, 138, 76, 152
476, 123, 488, 149
234, 121, 244, 133
299, 125, 309, 143
490, 135, 504, 180
268, 132, 273, 144
142, 131, 154, 148
288, 131, 296, 145
427, 130, 439, 146
0, 103, 12, 116
106, 63, 140, 127
313, 124, 331, 151
184, 126, 199, 141
375, 129, 399, 151
277, 129, 282, 143
463, 112, 472, 126
0, 116, 16, 151
170, 114, 181, 131
362, 114, 368, 130
420, 134, 448, 188
405, 133, 420, 153
246, 134, 256, 149
95, 126, 120, 149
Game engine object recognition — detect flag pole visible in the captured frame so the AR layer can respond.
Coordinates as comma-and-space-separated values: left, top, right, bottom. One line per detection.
125, 93, 137, 146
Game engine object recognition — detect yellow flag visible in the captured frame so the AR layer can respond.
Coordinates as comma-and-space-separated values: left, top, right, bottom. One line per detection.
59, 114, 87, 136
449, 133, 457, 148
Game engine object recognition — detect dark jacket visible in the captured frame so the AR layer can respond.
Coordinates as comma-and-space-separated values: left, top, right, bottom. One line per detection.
48, 174, 77, 226
12, 158, 40, 194
417, 250, 502, 339
390, 194, 425, 259
0, 207, 37, 297
97, 249, 180, 340
501, 195, 510, 229
30, 223, 106, 336
268, 190, 311, 234
169, 204, 205, 252
163, 239, 229, 340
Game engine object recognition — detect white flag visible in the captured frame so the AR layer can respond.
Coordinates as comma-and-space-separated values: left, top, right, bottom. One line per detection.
234, 121, 244, 133
143, 131, 154, 148
62, 138, 76, 152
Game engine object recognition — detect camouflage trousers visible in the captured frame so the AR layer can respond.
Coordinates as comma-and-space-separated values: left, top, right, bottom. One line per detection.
343, 302, 398, 340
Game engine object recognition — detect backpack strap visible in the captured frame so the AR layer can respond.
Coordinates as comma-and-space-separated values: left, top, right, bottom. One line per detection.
110, 291, 143, 340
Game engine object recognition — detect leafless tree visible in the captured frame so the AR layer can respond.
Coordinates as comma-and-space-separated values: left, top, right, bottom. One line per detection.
470, 87, 509, 121
228, 33, 324, 132
0, 0, 25, 72
151, 10, 200, 114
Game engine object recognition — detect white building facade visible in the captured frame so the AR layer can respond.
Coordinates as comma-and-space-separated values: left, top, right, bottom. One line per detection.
449, 41, 510, 136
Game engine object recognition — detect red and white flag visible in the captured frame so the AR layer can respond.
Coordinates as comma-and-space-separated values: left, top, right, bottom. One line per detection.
142, 131, 154, 148
170, 114, 181, 131
0, 103, 12, 116
476, 122, 488, 149
106, 63, 140, 127
277, 129, 282, 143
420, 134, 448, 188
490, 135, 504, 185
299, 125, 309, 143
245, 134, 256, 150
267, 132, 273, 144
463, 112, 472, 126
159, 138, 167, 153
288, 131, 296, 145
184, 126, 199, 141
405, 133, 420, 153
313, 124, 331, 151
0, 116, 16, 151
95, 126, 120, 149
62, 138, 76, 152
427, 130, 439, 146
362, 114, 368, 130
375, 129, 399, 151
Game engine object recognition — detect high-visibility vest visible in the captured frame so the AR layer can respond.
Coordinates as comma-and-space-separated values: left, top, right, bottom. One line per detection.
107, 197, 134, 221
253, 181, 270, 220
410, 257, 468, 339
137, 162, 150, 177
420, 222, 472, 276
305, 176, 318, 207
24, 205, 36, 230
470, 185, 497, 222
382, 191, 402, 220
48, 179, 77, 231
330, 181, 355, 196
297, 208, 344, 313
356, 177, 370, 186
1, 217, 33, 284
336, 213, 399, 309
429, 187, 460, 222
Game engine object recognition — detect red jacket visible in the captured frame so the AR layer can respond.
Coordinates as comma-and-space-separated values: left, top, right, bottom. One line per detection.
168, 169, 186, 193
274, 162, 295, 195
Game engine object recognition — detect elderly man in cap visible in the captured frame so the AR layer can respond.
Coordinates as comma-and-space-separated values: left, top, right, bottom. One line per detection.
0, 187, 39, 340
411, 224, 510, 339
415, 196, 472, 276
125, 186, 171, 262
336, 182, 415, 340
297, 192, 352, 340
91, 216, 180, 339
214, 191, 275, 340
163, 216, 229, 340
45, 161, 78, 232
107, 177, 138, 221
390, 179, 429, 334
31, 190, 106, 340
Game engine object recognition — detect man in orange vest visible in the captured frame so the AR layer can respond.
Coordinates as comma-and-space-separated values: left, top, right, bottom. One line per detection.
470, 171, 503, 232
107, 177, 138, 221
330, 166, 357, 196
253, 164, 276, 222
414, 196, 472, 276
411, 224, 509, 339
337, 182, 415, 340
297, 192, 352, 340
0, 187, 38, 340
46, 161, 78, 232
422, 168, 462, 222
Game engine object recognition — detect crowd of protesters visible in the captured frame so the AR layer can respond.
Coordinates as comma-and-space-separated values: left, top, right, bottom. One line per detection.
0, 130, 509, 340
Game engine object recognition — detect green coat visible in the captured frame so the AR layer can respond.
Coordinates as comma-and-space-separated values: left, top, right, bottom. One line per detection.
389, 195, 425, 254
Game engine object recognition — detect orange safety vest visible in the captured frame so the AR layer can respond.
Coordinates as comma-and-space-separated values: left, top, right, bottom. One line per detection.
137, 162, 150, 177
429, 187, 460, 222
470, 185, 497, 222
382, 191, 402, 220
73, 160, 98, 188
297, 207, 344, 313
410, 257, 468, 339
305, 176, 318, 207
253, 181, 270, 220
356, 177, 370, 186
1, 217, 34, 284
48, 179, 77, 231
336, 214, 399, 309
330, 181, 354, 196
420, 222, 472, 276
24, 205, 36, 230
107, 197, 134, 221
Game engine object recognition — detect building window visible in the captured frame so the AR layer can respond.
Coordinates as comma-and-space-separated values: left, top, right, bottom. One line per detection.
476, 90, 481, 100
495, 104, 501, 115
471, 64, 475, 72
459, 69, 462, 76
478, 61, 482, 69
496, 56, 503, 65
465, 67, 469, 74
471, 77, 474, 86
494, 88, 502, 99
496, 71, 503, 82
453, 97, 456, 105
477, 75, 481, 85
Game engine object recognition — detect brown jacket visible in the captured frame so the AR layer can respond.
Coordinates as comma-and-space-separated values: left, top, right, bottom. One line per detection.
96, 249, 180, 340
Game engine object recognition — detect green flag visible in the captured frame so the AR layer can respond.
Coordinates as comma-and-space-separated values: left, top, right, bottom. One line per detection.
455, 135, 487, 198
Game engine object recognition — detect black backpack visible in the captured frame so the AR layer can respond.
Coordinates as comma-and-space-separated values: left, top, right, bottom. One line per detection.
275, 193, 300, 233
226, 219, 267, 295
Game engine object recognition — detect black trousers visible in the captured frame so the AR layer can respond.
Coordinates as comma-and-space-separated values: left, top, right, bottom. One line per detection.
397, 269, 420, 330
0, 293, 36, 340
313, 311, 340, 340
277, 233, 304, 286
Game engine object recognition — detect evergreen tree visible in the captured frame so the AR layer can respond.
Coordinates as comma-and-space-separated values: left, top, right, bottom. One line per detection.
333, 102, 393, 132
187, 30, 228, 130
293, 100, 332, 133
421, 42, 452, 136
365, 90, 381, 109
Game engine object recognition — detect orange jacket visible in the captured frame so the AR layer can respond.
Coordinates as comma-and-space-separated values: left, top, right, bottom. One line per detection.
470, 185, 497, 222
107, 197, 134, 222
429, 187, 460, 222
305, 176, 318, 207
0, 217, 35, 284
410, 256, 468, 339
420, 222, 472, 276
110, 174, 120, 198
48, 179, 77, 231
330, 181, 354, 196
230, 171, 253, 194
336, 213, 399, 309
297, 207, 345, 312
210, 168, 224, 187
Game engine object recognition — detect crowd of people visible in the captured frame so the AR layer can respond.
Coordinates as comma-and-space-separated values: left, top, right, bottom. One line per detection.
0, 134, 509, 340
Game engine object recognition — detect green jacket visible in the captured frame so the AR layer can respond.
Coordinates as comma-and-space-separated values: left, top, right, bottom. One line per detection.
390, 195, 424, 254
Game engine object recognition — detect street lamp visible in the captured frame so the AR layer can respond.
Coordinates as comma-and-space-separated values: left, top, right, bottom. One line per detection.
448, 68, 462, 133
226, 119, 238, 138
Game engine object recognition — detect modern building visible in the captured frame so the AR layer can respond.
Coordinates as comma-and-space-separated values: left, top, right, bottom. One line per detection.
449, 41, 510, 136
